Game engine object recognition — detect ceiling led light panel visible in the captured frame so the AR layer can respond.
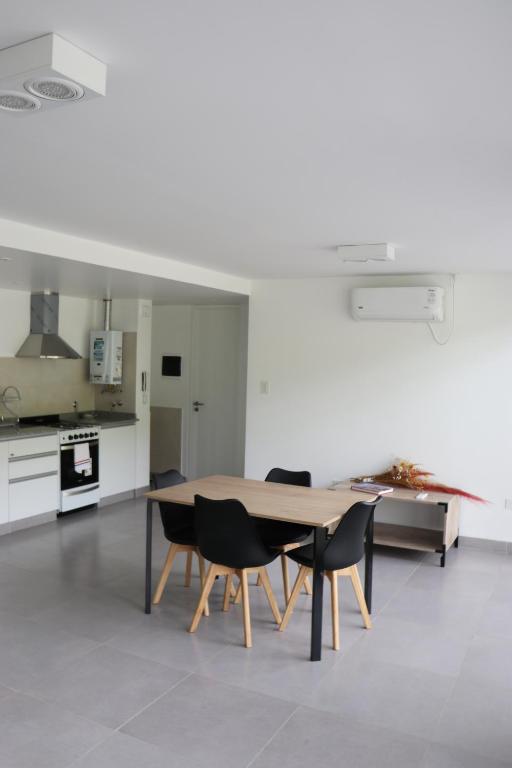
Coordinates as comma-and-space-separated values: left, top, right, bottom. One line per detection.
0, 90, 40, 112
25, 77, 84, 101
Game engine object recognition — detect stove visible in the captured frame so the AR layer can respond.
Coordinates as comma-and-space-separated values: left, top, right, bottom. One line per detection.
20, 414, 101, 514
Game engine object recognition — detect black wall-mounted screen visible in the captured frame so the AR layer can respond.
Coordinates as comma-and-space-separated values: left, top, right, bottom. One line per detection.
162, 355, 182, 377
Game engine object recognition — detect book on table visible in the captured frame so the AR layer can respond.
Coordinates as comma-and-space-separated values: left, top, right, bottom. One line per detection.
351, 482, 394, 495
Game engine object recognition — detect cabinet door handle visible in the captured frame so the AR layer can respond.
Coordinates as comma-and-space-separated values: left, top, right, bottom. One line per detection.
9, 470, 58, 485
8, 451, 58, 462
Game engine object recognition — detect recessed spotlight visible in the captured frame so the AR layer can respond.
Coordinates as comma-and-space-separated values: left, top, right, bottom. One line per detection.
0, 256, 13, 261
25, 77, 84, 101
0, 90, 40, 112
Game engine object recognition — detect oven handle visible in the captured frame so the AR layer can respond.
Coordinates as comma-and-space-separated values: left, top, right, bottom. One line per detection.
61, 484, 100, 497
60, 440, 99, 452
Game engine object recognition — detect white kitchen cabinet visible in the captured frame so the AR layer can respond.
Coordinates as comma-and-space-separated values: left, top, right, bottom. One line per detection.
0, 443, 8, 525
99, 425, 136, 499
9, 475, 59, 522
7, 434, 58, 459
7, 434, 59, 522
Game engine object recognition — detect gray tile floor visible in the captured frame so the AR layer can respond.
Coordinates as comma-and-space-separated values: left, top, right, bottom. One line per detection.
0, 497, 511, 767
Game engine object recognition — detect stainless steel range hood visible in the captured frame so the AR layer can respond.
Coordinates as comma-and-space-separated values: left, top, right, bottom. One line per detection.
16, 292, 81, 359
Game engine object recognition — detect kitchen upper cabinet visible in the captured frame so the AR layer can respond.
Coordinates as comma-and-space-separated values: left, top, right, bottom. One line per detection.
99, 425, 136, 499
0, 443, 8, 525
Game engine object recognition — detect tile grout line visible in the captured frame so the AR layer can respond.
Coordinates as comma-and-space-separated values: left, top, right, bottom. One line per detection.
61, 671, 196, 768
113, 670, 194, 733
243, 705, 300, 768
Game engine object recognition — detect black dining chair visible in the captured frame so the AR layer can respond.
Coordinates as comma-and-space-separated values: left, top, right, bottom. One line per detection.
257, 468, 314, 602
189, 495, 282, 648
279, 497, 381, 650
151, 469, 208, 610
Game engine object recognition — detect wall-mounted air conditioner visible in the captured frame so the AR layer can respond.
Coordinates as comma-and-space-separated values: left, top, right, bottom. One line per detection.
351, 287, 444, 322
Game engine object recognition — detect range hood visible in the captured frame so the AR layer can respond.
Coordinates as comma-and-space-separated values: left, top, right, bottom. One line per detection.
16, 292, 81, 359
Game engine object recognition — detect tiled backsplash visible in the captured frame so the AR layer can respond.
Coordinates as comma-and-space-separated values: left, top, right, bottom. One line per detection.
0, 357, 95, 418
0, 332, 137, 419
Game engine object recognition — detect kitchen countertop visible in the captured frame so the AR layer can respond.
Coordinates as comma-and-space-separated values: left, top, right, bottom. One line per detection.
0, 412, 137, 441
60, 411, 138, 429
0, 425, 59, 442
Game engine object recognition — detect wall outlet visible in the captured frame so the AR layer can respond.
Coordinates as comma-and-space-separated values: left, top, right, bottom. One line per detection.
260, 380, 269, 395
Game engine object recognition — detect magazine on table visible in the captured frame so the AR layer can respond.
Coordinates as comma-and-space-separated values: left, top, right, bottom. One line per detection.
351, 482, 394, 495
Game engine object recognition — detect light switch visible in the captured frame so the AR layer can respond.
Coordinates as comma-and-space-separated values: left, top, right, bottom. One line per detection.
260, 380, 269, 395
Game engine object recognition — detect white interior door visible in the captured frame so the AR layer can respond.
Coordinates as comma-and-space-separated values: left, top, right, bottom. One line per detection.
188, 305, 247, 479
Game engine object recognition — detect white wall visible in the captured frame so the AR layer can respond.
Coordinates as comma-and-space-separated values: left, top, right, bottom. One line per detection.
0, 288, 96, 357
245, 274, 512, 543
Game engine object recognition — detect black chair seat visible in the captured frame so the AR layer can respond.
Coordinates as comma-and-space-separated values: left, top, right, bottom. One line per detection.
169, 526, 197, 546
287, 498, 381, 572
256, 520, 311, 548
286, 543, 316, 567
259, 468, 314, 548
286, 542, 348, 571
195, 495, 279, 570
150, 469, 197, 545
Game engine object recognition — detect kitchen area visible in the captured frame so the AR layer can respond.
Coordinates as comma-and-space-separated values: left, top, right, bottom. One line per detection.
0, 290, 151, 535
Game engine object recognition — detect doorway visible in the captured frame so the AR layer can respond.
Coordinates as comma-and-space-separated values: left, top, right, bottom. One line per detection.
150, 303, 248, 480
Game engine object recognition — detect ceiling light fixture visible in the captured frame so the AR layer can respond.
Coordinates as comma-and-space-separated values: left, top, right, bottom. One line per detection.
0, 90, 40, 112
336, 243, 395, 263
25, 77, 84, 101
0, 34, 106, 115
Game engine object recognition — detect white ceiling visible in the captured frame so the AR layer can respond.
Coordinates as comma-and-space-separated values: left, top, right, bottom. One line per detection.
0, 246, 246, 304
1, 1, 512, 278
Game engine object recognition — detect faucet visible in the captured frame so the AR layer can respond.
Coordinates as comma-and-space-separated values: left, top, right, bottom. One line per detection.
110, 400, 123, 410
73, 400, 79, 412
0, 386, 22, 422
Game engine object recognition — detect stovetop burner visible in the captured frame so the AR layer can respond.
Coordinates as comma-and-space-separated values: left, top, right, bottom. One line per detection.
19, 414, 95, 430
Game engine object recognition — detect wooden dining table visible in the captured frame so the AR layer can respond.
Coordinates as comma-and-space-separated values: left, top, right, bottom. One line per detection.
145, 475, 377, 661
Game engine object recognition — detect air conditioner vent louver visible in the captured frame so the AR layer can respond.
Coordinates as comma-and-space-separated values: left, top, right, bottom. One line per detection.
25, 77, 83, 101
0, 90, 40, 111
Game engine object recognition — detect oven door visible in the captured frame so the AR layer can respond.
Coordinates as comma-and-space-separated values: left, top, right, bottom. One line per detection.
60, 439, 99, 490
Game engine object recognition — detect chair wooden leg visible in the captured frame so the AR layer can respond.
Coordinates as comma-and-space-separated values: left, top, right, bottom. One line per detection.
279, 565, 309, 632
153, 543, 179, 604
256, 573, 262, 586
258, 567, 282, 624
350, 565, 372, 629
184, 550, 193, 587
281, 554, 291, 603
223, 574, 233, 611
234, 582, 242, 604
304, 575, 312, 596
197, 552, 209, 617
239, 569, 252, 648
189, 564, 218, 633
230, 581, 237, 598
329, 571, 340, 650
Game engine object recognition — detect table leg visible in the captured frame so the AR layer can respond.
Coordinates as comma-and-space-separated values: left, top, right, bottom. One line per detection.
364, 509, 374, 614
145, 498, 153, 614
310, 526, 328, 662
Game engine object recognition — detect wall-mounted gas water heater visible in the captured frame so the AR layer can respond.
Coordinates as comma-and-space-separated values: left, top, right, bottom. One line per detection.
90, 300, 123, 385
